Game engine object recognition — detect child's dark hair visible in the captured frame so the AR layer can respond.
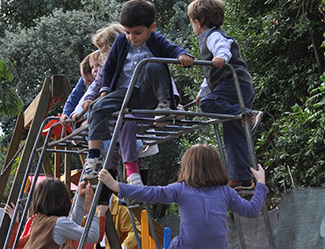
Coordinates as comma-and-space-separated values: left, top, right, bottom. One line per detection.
120, 0, 155, 28
177, 144, 229, 187
31, 178, 71, 217
188, 0, 225, 29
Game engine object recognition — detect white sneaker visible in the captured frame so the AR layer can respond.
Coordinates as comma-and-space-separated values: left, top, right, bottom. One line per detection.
154, 100, 172, 127
82, 157, 103, 181
127, 173, 143, 186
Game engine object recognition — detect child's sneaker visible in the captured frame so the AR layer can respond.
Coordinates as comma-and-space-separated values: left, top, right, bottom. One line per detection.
242, 110, 263, 135
228, 179, 255, 191
127, 173, 144, 186
154, 100, 172, 127
127, 173, 144, 205
249, 110, 263, 135
82, 157, 103, 181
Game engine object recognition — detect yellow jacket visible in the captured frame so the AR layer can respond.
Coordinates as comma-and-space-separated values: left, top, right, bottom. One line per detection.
102, 194, 142, 249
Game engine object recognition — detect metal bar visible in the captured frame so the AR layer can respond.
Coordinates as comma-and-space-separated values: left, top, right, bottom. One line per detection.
20, 58, 274, 249
144, 203, 162, 249
262, 202, 276, 248
233, 212, 247, 249
213, 124, 227, 168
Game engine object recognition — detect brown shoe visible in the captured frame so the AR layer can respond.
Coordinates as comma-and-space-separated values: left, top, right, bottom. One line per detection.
228, 179, 255, 191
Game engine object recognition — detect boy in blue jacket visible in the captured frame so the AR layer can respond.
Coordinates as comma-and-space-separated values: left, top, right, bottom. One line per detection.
82, 0, 193, 184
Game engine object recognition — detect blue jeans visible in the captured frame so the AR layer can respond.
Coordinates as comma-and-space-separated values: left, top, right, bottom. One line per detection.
200, 79, 255, 181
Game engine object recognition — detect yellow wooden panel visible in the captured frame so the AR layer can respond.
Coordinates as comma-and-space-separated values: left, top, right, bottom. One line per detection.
141, 210, 149, 249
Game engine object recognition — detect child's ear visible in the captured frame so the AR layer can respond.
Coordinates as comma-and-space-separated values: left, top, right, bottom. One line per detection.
149, 22, 156, 32
195, 19, 202, 27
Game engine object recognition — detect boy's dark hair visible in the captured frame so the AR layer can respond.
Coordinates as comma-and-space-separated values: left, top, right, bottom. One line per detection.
120, 0, 155, 28
32, 178, 71, 217
177, 143, 229, 188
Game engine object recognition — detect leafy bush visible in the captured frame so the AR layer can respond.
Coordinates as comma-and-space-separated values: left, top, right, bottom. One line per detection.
0, 59, 22, 117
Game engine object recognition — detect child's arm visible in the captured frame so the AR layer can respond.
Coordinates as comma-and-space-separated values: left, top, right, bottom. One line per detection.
82, 99, 92, 112
229, 164, 268, 218
4, 203, 18, 222
70, 181, 94, 225
59, 114, 70, 126
82, 66, 104, 111
53, 213, 100, 245
81, 182, 94, 214
196, 79, 211, 105
96, 205, 109, 243
71, 81, 96, 117
4, 203, 30, 249
99, 169, 181, 204
53, 182, 99, 245
61, 77, 85, 124
207, 32, 232, 68
83, 67, 103, 102
98, 169, 120, 193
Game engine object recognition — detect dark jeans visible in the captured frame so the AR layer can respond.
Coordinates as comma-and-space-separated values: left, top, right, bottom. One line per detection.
200, 79, 255, 181
89, 63, 172, 141
88, 63, 173, 164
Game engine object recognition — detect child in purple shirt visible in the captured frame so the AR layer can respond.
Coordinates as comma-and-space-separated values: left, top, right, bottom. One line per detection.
99, 143, 269, 249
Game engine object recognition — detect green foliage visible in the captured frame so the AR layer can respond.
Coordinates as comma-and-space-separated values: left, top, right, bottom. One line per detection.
0, 0, 82, 33
0, 8, 109, 136
259, 81, 325, 185
146, 138, 184, 186
220, 0, 325, 206
0, 140, 22, 206
0, 59, 22, 117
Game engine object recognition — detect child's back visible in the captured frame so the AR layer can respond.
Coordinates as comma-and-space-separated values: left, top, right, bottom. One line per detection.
99, 144, 269, 249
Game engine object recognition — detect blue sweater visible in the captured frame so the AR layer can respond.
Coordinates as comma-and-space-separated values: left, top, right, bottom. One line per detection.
101, 31, 191, 109
119, 182, 269, 249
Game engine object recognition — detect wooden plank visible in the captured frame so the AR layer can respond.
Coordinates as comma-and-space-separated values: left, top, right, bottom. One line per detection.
0, 77, 52, 248
51, 74, 71, 99
0, 112, 24, 202
24, 90, 42, 128
133, 206, 168, 247
23, 75, 71, 129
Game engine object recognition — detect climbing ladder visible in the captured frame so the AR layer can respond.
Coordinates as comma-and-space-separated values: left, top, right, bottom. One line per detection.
1, 58, 275, 249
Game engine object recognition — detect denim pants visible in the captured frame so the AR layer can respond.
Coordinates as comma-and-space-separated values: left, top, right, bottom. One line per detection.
200, 79, 255, 181
88, 63, 172, 162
